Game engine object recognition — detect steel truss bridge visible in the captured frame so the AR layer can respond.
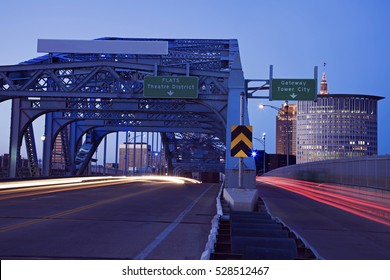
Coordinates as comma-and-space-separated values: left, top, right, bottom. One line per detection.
0, 38, 256, 187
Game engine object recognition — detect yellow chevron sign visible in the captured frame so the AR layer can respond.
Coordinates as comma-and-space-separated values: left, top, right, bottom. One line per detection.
231, 125, 253, 157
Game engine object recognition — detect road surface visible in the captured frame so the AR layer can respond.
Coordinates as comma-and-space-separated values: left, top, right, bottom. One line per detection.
257, 177, 390, 260
0, 177, 219, 260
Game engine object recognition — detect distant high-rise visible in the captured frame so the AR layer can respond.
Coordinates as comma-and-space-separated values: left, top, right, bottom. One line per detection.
296, 70, 383, 163
276, 103, 297, 156
119, 142, 151, 173
320, 72, 328, 95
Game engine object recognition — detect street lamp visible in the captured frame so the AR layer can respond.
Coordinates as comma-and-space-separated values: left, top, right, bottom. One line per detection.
283, 101, 289, 166
259, 102, 290, 166
253, 132, 266, 175
258, 103, 280, 111
40, 134, 46, 176
262, 132, 266, 174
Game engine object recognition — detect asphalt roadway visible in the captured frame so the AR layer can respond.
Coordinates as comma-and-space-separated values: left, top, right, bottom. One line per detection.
0, 177, 220, 260
257, 180, 390, 260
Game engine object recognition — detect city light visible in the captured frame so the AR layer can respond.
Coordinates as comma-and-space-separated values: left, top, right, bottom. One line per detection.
0, 176, 202, 200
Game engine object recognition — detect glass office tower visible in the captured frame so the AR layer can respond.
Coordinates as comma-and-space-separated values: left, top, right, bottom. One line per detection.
296, 71, 383, 163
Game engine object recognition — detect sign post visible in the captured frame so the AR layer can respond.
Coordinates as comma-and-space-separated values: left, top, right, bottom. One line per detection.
230, 92, 253, 188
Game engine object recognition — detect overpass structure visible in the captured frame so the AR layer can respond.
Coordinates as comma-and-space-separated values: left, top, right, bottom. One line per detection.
0, 38, 256, 188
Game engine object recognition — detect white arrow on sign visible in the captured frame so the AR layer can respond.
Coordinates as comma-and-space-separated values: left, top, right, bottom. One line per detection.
290, 93, 297, 99
167, 90, 174, 96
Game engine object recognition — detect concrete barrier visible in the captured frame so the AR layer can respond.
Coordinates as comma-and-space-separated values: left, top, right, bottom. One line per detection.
265, 156, 390, 191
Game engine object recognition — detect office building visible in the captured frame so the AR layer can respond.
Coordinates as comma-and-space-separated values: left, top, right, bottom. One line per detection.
119, 142, 152, 173
296, 72, 383, 163
276, 103, 297, 156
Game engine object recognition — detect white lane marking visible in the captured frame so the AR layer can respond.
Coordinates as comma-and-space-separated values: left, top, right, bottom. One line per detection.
134, 185, 213, 260
31, 195, 56, 201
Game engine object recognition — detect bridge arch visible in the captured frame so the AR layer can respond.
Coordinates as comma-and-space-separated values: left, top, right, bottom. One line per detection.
0, 38, 256, 188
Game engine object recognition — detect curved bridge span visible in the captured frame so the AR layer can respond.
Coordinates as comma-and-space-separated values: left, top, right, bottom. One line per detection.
0, 38, 256, 187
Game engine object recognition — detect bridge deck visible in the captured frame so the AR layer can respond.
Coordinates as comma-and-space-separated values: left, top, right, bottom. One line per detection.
257, 179, 390, 259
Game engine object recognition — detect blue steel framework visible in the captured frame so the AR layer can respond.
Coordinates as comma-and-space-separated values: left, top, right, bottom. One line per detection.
0, 38, 256, 188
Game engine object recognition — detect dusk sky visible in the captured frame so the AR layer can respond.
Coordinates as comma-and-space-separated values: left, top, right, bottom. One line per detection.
1, 0, 389, 163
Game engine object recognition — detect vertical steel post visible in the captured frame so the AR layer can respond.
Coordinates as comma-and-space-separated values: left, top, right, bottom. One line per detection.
103, 135, 107, 175
156, 133, 160, 175
115, 131, 119, 175
239, 92, 245, 188
263, 134, 266, 175
150, 132, 156, 174
146, 132, 149, 174
314, 66, 318, 102
69, 122, 77, 175
8, 98, 21, 178
42, 112, 53, 177
285, 101, 289, 166
269, 65, 273, 101
133, 132, 137, 175
124, 131, 128, 176
140, 132, 143, 174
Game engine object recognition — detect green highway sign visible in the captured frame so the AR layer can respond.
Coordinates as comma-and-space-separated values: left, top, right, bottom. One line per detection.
271, 78, 317, 101
143, 76, 198, 98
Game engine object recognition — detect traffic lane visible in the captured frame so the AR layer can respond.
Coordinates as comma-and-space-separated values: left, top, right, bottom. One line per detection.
0, 181, 164, 229
146, 183, 219, 260
0, 181, 219, 259
0, 181, 172, 259
257, 182, 390, 260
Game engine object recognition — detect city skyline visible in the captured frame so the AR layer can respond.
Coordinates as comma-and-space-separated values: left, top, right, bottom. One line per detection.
0, 0, 389, 165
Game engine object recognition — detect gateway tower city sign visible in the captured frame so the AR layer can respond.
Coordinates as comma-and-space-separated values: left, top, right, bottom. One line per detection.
270, 78, 316, 101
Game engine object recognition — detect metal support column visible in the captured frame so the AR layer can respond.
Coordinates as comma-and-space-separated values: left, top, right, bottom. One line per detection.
238, 92, 244, 188
42, 112, 54, 177
124, 131, 129, 176
69, 122, 77, 175
8, 98, 22, 178
103, 135, 107, 175
115, 131, 119, 175
225, 54, 256, 189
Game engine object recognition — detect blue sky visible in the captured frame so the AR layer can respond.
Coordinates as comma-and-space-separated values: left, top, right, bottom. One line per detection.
1, 0, 389, 161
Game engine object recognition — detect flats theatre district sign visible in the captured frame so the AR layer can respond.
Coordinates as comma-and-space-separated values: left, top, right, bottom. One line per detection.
143, 76, 198, 98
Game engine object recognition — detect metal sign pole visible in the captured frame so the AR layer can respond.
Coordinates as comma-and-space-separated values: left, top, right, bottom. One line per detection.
269, 65, 273, 101
314, 65, 318, 102
239, 92, 245, 188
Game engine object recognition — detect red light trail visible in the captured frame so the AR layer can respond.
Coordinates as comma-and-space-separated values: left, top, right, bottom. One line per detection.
257, 176, 390, 227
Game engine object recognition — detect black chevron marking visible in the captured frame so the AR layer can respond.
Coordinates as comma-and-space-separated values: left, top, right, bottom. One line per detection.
231, 141, 252, 157
231, 126, 252, 140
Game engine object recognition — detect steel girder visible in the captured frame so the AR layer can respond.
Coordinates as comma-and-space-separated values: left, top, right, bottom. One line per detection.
0, 38, 237, 177
10, 96, 226, 176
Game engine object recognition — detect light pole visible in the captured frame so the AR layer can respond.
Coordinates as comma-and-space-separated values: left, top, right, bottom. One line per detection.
283, 101, 289, 166
262, 132, 266, 174
259, 102, 290, 166
124, 131, 129, 176
253, 132, 266, 175
40, 134, 46, 176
